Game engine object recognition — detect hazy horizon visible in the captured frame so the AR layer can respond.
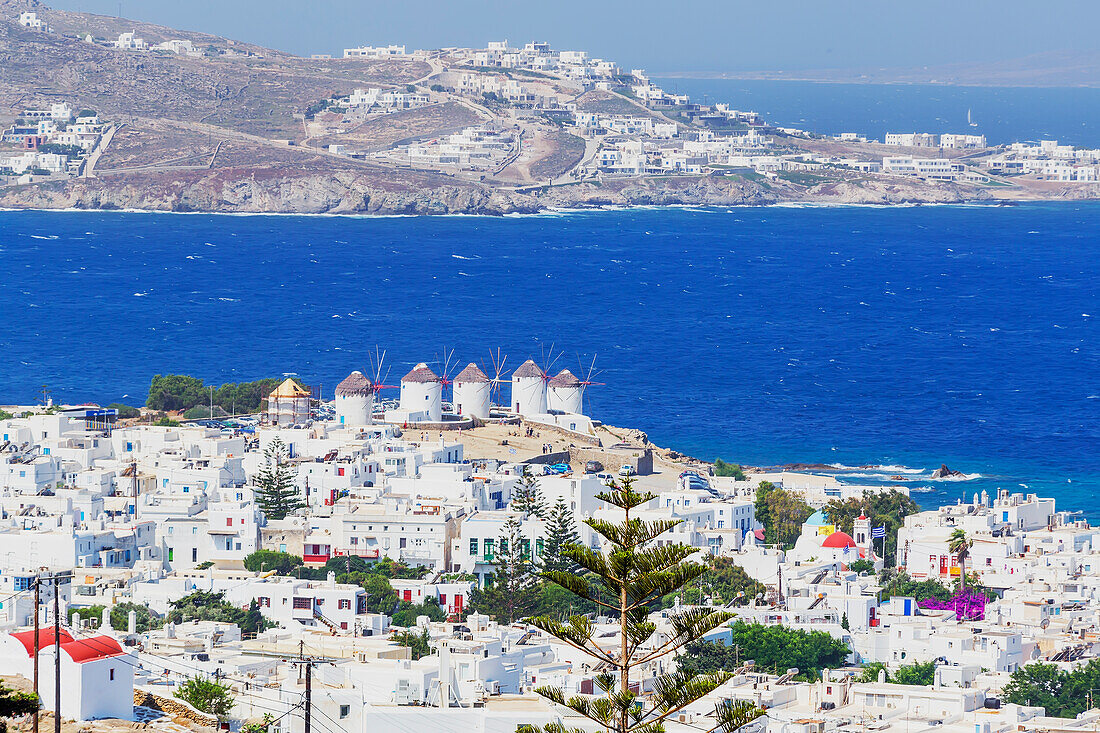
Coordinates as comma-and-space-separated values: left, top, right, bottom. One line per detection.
44, 0, 1100, 75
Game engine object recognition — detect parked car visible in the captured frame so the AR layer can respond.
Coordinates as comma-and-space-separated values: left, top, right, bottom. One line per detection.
585, 460, 604, 474
618, 464, 636, 477
596, 473, 615, 485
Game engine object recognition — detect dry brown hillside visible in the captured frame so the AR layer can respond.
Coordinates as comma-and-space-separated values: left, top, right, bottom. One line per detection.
0, 4, 427, 139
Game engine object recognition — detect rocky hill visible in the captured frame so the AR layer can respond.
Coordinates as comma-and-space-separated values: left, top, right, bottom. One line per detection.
0, 1, 1084, 214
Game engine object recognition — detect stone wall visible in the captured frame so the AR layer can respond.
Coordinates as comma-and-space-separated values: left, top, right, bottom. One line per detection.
522, 451, 572, 466
523, 419, 601, 446
567, 446, 654, 476
134, 689, 218, 728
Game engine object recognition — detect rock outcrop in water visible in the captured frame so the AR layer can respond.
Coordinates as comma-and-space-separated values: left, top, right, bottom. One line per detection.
931, 464, 966, 479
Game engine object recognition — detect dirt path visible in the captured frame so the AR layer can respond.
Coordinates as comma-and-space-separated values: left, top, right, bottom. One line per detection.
82, 123, 120, 178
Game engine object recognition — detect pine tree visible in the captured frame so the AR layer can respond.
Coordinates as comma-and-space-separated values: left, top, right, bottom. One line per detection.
254, 437, 304, 520
512, 465, 548, 518
541, 497, 580, 574
468, 515, 540, 624
526, 479, 755, 733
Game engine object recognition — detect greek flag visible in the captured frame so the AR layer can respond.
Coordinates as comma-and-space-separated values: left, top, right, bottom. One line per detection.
871, 526, 887, 539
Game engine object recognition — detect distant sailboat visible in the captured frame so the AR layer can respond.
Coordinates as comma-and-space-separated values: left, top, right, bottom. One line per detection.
968, 108, 977, 127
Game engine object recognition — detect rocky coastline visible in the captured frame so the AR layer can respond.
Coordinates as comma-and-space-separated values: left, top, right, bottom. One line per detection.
0, 166, 1040, 216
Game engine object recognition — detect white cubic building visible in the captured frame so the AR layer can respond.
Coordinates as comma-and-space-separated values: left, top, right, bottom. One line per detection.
452, 363, 491, 420
511, 359, 547, 417
0, 629, 134, 721
399, 363, 443, 422
334, 371, 373, 426
546, 369, 583, 414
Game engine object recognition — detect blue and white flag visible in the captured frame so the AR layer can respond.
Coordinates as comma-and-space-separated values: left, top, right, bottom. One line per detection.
871, 526, 887, 539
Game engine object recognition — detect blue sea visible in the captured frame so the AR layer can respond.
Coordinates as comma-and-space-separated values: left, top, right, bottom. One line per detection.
654, 79, 1100, 147
2, 204, 1098, 518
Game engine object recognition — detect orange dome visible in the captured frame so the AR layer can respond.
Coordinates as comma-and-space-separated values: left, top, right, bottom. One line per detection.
822, 531, 858, 548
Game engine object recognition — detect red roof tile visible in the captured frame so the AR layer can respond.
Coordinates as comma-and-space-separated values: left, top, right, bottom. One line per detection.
61, 636, 125, 663
10, 628, 74, 656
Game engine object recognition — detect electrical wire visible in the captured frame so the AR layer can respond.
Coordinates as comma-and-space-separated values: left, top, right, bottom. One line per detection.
63, 624, 304, 711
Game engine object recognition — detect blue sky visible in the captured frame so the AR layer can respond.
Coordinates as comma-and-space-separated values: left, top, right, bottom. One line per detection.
48, 0, 1100, 73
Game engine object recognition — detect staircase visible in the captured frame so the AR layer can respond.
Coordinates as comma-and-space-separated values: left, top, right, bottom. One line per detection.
313, 609, 340, 634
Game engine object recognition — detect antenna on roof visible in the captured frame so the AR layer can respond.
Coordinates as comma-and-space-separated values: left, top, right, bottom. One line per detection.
487, 348, 509, 407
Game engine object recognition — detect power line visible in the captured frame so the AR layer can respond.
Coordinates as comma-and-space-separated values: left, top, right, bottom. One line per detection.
64, 624, 303, 711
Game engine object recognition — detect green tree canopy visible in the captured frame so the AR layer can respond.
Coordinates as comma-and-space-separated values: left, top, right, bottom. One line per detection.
713, 459, 747, 480
659, 557, 766, 609
167, 592, 268, 635
683, 622, 849, 681
891, 661, 936, 686
391, 597, 446, 627
755, 482, 813, 548
1001, 661, 1100, 717
878, 570, 953, 604
848, 559, 875, 575
112, 601, 162, 633
244, 550, 303, 575
0, 681, 38, 719
856, 661, 937, 686
146, 374, 206, 412
107, 403, 140, 419
174, 676, 235, 718
391, 628, 432, 660
146, 374, 286, 414
824, 490, 918, 564
367, 556, 430, 579
336, 573, 397, 615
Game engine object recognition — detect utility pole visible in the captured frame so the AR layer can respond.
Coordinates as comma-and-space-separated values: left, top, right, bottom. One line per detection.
32, 579, 39, 733
131, 458, 139, 521
53, 574, 60, 733
303, 661, 312, 733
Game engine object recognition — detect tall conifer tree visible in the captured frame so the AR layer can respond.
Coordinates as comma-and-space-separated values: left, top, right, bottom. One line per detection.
525, 479, 758, 733
541, 497, 581, 574
513, 465, 548, 518
254, 437, 304, 520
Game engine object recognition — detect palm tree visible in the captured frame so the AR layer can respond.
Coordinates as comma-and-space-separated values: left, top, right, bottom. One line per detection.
949, 529, 972, 588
